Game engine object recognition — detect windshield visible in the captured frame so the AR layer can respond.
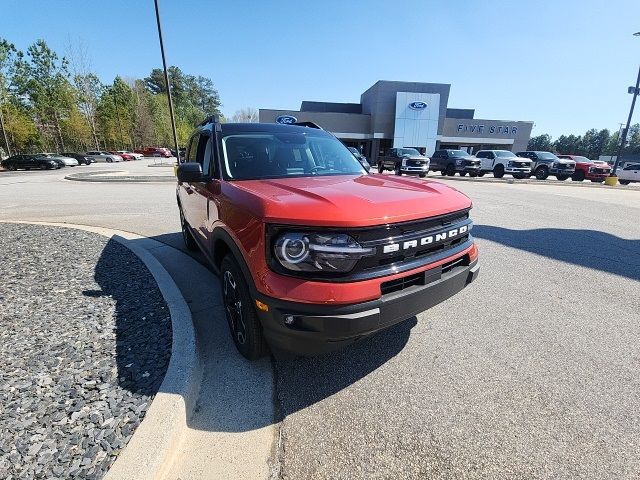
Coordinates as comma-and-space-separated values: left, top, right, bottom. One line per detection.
398, 148, 421, 156
221, 132, 367, 180
537, 152, 559, 160
449, 150, 472, 158
573, 156, 591, 163
495, 150, 517, 158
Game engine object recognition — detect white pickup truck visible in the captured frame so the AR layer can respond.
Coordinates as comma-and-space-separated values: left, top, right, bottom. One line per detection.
475, 150, 532, 179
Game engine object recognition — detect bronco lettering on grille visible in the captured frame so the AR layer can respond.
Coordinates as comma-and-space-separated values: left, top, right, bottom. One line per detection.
382, 225, 468, 254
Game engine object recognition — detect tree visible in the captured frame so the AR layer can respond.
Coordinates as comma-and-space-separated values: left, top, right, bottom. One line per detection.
231, 107, 258, 123
527, 134, 553, 151
553, 134, 582, 155
581, 128, 610, 159
0, 38, 18, 155
12, 40, 72, 151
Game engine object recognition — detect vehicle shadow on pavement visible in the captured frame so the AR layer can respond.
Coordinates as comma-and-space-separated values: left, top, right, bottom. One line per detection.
83, 238, 172, 397
273, 317, 417, 418
473, 225, 640, 281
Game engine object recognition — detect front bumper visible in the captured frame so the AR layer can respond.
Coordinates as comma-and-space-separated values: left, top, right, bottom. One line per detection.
586, 171, 610, 180
256, 257, 479, 356
400, 166, 430, 174
550, 167, 575, 175
505, 167, 531, 174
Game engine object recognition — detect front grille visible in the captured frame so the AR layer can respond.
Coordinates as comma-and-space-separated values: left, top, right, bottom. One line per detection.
381, 254, 470, 295
593, 168, 608, 174
407, 160, 428, 167
267, 208, 473, 282
556, 163, 573, 170
511, 161, 530, 168
464, 160, 480, 167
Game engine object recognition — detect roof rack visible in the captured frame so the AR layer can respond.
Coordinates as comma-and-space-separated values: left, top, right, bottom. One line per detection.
198, 115, 220, 127
292, 121, 323, 130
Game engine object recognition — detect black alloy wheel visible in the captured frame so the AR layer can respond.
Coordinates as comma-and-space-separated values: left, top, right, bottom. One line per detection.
220, 255, 268, 360
445, 164, 456, 176
535, 167, 549, 180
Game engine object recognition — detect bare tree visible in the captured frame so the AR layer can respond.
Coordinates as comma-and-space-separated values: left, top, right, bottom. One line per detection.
66, 38, 101, 150
231, 107, 258, 123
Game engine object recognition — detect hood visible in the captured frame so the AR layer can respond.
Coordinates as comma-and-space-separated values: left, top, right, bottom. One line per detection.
228, 174, 472, 227
556, 159, 575, 165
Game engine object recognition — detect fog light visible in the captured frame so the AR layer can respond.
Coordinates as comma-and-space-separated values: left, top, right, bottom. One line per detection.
255, 300, 269, 312
284, 315, 295, 325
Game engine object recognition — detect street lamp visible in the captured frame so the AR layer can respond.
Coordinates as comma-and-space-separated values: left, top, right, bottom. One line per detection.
153, 0, 180, 164
607, 31, 640, 184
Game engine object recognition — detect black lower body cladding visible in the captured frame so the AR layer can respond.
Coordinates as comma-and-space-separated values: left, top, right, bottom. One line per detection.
255, 256, 479, 356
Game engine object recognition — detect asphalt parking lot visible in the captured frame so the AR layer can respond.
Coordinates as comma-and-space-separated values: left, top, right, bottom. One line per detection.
1, 161, 639, 479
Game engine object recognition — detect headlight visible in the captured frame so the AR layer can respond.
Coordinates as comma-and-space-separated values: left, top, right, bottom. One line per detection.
507, 161, 514, 167
455, 159, 463, 165
274, 232, 374, 273
402, 158, 407, 167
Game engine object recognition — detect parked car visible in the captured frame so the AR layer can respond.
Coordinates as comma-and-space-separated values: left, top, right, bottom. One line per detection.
134, 147, 172, 158
347, 147, 371, 170
377, 147, 430, 177
430, 149, 481, 177
170, 147, 187, 159
86, 151, 123, 163
37, 153, 78, 167
557, 155, 611, 182
475, 150, 532, 179
110, 151, 135, 161
61, 152, 93, 165
516, 151, 575, 180
115, 150, 143, 160
618, 163, 640, 185
1, 154, 60, 171
176, 119, 478, 359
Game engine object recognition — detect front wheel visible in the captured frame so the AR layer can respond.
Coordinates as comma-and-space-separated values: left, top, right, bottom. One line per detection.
419, 173, 426, 178
469, 172, 478, 177
106, 158, 113, 163
571, 171, 585, 181
477, 172, 485, 177
460, 172, 467, 177
395, 165, 402, 176
377, 163, 384, 172
535, 167, 549, 180
493, 164, 505, 178
220, 255, 268, 360
445, 164, 456, 176
8, 165, 17, 171
620, 180, 631, 185
556, 175, 569, 181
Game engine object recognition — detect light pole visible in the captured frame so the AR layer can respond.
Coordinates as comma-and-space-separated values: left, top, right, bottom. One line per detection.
153, 0, 180, 163
608, 31, 640, 183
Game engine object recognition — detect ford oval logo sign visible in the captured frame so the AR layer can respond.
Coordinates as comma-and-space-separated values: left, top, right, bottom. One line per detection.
409, 101, 427, 110
275, 115, 298, 125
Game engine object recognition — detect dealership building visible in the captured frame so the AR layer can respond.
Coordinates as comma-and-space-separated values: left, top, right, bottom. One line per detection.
259, 80, 533, 165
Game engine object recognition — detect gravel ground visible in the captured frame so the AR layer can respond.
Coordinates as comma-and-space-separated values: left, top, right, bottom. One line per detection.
0, 223, 172, 479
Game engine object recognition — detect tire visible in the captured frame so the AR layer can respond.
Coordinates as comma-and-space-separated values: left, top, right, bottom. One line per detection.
460, 172, 467, 176
477, 172, 485, 177
493, 164, 505, 178
534, 166, 549, 180
469, 172, 478, 177
556, 175, 569, 181
418, 173, 426, 178
445, 164, 456, 176
571, 171, 585, 181
395, 164, 402, 176
377, 163, 384, 172
220, 254, 268, 360
106, 158, 113, 163
40, 164, 48, 170
179, 208, 199, 252
513, 173, 527, 179
620, 180, 631, 185
8, 165, 16, 171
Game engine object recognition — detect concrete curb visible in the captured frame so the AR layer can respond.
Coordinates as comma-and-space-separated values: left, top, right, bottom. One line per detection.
64, 171, 175, 183
0, 220, 201, 480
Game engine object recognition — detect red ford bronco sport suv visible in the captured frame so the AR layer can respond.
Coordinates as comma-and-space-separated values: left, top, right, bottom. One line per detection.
176, 117, 479, 359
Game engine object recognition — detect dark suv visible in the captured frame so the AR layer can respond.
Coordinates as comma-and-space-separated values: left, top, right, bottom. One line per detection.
516, 151, 576, 180
430, 149, 481, 177
176, 118, 479, 359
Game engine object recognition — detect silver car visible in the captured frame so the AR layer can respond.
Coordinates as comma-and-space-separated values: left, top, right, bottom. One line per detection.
86, 151, 123, 163
37, 153, 79, 167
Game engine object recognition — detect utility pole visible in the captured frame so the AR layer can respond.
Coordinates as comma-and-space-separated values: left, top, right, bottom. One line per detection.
612, 64, 640, 176
0, 102, 10, 157
154, 0, 180, 162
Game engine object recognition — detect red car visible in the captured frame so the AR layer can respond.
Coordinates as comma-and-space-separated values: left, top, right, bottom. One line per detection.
110, 151, 135, 161
134, 147, 172, 158
557, 155, 611, 182
176, 119, 479, 359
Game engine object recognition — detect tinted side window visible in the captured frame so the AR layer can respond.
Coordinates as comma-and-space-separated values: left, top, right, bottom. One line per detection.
476, 152, 487, 159
187, 135, 199, 162
195, 135, 209, 169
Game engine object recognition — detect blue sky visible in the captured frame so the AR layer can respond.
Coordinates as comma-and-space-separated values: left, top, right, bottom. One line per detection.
2, 0, 639, 137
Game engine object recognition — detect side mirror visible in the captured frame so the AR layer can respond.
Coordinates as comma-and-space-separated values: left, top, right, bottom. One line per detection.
177, 162, 203, 183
